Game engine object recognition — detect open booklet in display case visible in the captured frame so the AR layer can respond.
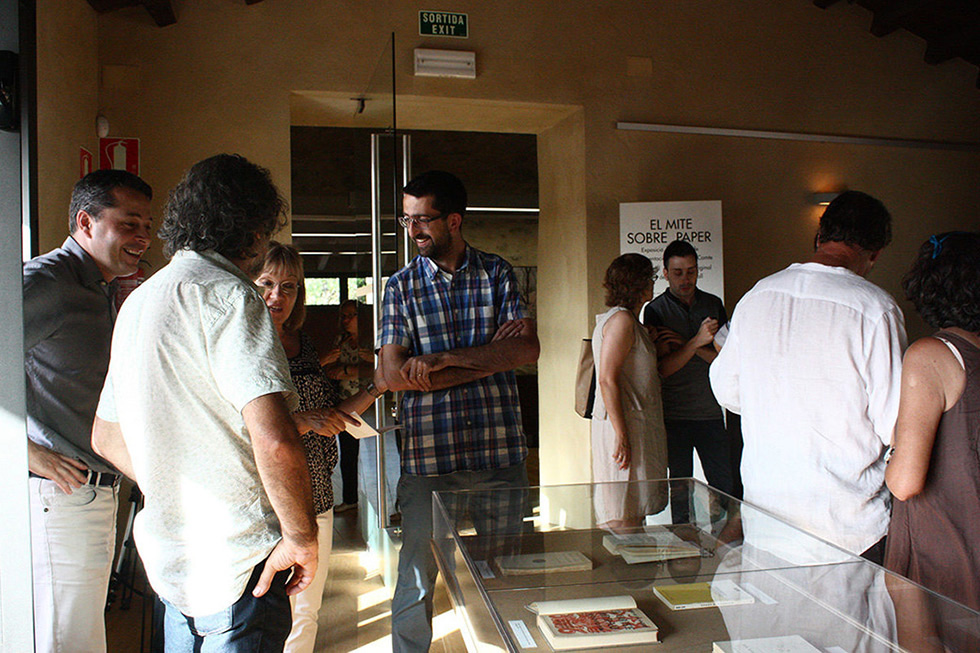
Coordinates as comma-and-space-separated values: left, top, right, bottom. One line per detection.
431, 478, 980, 652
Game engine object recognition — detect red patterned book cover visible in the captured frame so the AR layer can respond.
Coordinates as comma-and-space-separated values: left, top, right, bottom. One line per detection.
538, 606, 659, 649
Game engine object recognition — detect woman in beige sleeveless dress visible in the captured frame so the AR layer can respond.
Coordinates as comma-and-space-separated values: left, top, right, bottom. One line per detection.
592, 253, 669, 529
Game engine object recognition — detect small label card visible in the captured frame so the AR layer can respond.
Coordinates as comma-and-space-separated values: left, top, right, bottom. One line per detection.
742, 581, 778, 605
474, 560, 495, 579
508, 620, 536, 648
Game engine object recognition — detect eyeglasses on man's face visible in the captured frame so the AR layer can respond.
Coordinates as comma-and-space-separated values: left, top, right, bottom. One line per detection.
398, 213, 447, 228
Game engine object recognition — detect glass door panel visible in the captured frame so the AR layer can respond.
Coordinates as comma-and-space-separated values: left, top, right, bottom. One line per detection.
289, 33, 403, 586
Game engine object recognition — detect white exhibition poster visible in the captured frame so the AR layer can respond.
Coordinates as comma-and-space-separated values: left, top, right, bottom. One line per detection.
619, 200, 724, 302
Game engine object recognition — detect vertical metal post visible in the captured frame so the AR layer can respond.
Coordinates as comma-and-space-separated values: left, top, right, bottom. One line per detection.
369, 133, 410, 533
400, 134, 411, 267
369, 133, 388, 531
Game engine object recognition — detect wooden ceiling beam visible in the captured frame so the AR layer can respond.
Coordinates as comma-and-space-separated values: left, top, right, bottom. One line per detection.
86, 0, 175, 26
876, 0, 931, 22
140, 0, 176, 27
870, 0, 931, 37
870, 15, 900, 37
86, 0, 137, 12
924, 42, 956, 65
818, 0, 980, 90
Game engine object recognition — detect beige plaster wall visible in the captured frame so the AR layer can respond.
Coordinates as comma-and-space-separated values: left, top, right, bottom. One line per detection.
597, 131, 980, 341
537, 110, 590, 485
36, 0, 99, 253
33, 0, 980, 486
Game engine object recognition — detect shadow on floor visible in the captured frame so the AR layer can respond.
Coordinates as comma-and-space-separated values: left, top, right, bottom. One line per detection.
105, 503, 467, 652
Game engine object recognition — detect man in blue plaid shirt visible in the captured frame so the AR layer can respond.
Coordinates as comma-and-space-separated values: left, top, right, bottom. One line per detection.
379, 170, 539, 652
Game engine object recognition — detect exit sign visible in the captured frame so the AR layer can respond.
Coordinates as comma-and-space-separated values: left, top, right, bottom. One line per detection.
419, 11, 468, 38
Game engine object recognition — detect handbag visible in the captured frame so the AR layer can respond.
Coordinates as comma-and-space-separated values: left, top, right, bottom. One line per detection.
574, 338, 597, 419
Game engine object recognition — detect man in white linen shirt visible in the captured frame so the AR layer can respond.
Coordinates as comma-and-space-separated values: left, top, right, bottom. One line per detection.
709, 191, 906, 565
92, 154, 338, 651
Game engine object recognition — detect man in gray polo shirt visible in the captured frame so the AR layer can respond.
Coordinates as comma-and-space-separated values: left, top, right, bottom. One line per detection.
24, 169, 152, 652
642, 240, 732, 522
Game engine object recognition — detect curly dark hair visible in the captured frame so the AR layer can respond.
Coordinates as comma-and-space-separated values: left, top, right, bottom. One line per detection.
903, 231, 980, 332
159, 154, 288, 259
816, 190, 892, 252
604, 253, 655, 309
68, 170, 152, 233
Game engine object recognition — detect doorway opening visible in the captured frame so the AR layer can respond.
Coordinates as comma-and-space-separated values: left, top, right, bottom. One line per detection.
289, 125, 540, 449
289, 92, 590, 599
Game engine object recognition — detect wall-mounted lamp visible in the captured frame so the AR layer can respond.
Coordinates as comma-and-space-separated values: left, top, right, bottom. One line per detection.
96, 114, 110, 138
414, 48, 476, 79
808, 191, 842, 206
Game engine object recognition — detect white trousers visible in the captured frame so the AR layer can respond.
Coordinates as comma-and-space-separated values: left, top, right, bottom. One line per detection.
284, 509, 334, 653
30, 476, 118, 653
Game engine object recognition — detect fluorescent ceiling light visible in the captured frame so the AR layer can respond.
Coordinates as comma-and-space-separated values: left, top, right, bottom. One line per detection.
300, 251, 397, 256
468, 207, 539, 213
293, 232, 396, 238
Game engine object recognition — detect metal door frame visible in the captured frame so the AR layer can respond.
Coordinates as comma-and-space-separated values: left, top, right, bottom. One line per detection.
369, 132, 410, 532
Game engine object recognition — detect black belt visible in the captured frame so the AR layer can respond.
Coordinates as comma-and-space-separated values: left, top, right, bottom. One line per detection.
86, 470, 120, 487
29, 470, 120, 487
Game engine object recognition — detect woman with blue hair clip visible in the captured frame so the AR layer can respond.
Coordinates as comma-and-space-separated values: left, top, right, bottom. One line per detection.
885, 231, 980, 612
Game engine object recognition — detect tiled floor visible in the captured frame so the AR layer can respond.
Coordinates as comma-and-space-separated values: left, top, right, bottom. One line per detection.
104, 505, 467, 652
105, 445, 541, 651
306, 507, 466, 652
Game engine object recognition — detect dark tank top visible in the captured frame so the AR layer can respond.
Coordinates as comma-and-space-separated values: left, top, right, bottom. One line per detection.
885, 330, 980, 613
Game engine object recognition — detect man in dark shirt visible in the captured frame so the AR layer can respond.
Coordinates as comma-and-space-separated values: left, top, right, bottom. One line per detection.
24, 169, 152, 652
642, 240, 732, 522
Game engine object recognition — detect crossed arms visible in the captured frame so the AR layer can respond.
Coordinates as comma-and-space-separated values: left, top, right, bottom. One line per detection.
380, 318, 539, 393
652, 317, 719, 378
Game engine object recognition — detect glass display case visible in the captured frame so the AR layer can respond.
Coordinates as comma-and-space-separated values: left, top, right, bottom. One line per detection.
432, 479, 980, 652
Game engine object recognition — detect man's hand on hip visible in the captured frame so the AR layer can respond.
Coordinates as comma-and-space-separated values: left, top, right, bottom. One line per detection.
252, 533, 319, 598
27, 439, 88, 494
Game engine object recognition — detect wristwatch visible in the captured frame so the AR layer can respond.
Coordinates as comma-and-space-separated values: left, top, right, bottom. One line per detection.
366, 381, 384, 399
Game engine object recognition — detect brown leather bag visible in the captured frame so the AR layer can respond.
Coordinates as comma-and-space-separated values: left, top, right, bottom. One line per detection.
574, 338, 596, 418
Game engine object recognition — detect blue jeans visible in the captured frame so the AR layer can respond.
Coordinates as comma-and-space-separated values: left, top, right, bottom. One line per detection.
162, 561, 292, 652
391, 462, 529, 653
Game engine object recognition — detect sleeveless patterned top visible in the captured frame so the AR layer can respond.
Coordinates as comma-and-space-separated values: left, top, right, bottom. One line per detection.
289, 331, 341, 514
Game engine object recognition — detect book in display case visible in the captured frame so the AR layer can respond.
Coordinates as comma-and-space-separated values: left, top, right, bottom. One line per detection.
431, 478, 980, 652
